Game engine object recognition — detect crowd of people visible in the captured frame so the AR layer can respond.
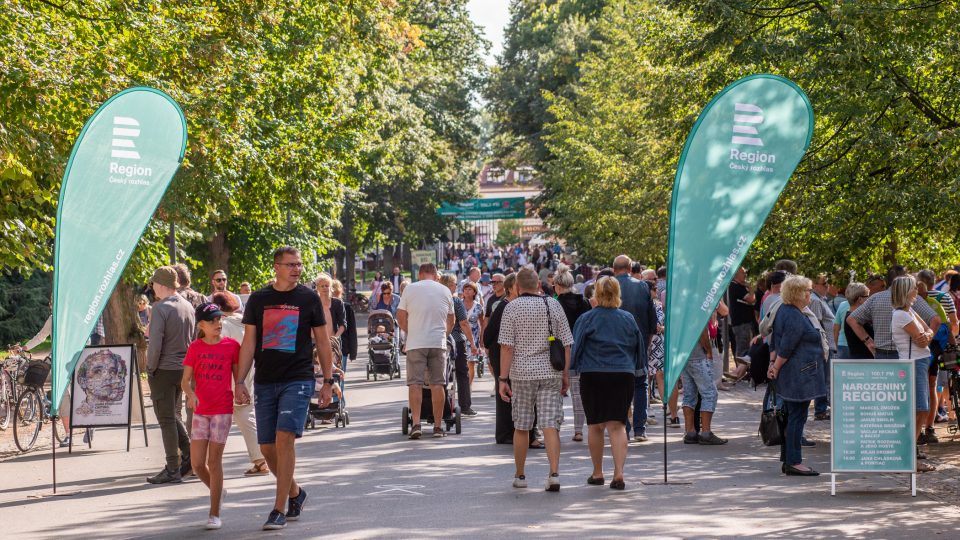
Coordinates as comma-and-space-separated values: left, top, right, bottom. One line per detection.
734, 260, 960, 476
24, 237, 960, 530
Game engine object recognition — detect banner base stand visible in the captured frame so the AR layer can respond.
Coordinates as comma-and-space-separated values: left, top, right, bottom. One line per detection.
28, 490, 82, 499
640, 479, 692, 486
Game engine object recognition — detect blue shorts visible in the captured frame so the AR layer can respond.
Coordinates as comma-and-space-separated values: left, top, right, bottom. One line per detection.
254, 380, 312, 444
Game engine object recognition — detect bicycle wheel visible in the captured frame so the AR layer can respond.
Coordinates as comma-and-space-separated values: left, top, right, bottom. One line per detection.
51, 414, 66, 444
14, 390, 42, 452
0, 369, 12, 430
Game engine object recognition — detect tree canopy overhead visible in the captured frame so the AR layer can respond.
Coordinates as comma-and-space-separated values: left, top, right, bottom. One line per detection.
1, 0, 485, 286
489, 0, 960, 277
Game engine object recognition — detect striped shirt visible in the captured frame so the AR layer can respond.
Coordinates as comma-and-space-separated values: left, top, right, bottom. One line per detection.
850, 289, 938, 351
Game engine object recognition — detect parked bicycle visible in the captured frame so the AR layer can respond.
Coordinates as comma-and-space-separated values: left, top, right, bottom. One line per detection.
13, 356, 65, 452
1, 347, 32, 430
346, 287, 369, 313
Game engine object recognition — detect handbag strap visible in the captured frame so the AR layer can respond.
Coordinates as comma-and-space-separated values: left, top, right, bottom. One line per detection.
542, 296, 556, 338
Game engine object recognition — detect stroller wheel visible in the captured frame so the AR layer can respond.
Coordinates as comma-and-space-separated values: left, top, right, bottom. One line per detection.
455, 409, 462, 435
345, 411, 350, 425
366, 371, 370, 381
402, 406, 410, 435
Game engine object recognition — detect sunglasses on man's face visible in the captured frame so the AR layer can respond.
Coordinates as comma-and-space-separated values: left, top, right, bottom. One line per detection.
214, 277, 227, 282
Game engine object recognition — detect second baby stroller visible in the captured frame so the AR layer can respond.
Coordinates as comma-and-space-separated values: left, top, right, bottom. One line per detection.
401, 335, 462, 435
366, 309, 401, 380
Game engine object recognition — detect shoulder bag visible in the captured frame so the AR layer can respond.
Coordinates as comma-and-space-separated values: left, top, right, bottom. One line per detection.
759, 381, 785, 446
543, 296, 566, 371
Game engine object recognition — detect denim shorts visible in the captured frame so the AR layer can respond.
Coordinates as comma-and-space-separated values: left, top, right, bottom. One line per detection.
914, 357, 931, 413
681, 358, 718, 413
254, 380, 313, 444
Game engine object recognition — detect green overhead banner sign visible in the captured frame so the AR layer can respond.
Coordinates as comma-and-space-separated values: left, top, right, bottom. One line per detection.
437, 197, 526, 219
51, 88, 187, 411
664, 74, 813, 398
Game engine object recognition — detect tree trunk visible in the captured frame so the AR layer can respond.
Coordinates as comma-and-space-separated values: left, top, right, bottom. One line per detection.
208, 225, 230, 274
167, 221, 177, 264
883, 237, 899, 268
104, 282, 138, 345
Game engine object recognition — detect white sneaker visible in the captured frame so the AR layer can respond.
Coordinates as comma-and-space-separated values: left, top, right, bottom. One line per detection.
545, 473, 560, 492
512, 475, 527, 488
646, 417, 658, 426
206, 516, 222, 530
634, 434, 648, 442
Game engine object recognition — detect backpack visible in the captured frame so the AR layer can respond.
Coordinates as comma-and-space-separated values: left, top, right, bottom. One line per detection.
758, 296, 783, 337
748, 339, 771, 387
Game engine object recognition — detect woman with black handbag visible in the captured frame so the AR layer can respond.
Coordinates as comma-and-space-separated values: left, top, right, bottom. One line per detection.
768, 275, 828, 476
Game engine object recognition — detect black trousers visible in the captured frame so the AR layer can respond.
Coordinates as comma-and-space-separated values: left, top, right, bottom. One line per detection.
490, 354, 535, 444
453, 340, 471, 411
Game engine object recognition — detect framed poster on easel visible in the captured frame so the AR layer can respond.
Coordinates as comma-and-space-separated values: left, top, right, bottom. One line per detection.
69, 344, 148, 452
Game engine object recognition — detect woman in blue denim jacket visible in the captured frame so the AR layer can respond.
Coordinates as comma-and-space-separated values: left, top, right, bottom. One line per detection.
769, 275, 828, 476
571, 277, 643, 491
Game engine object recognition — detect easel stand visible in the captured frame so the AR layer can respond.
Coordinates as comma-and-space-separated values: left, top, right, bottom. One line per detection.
641, 403, 692, 486
831, 472, 916, 497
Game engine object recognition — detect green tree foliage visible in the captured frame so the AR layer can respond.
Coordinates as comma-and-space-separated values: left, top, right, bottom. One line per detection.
338, 0, 487, 261
0, 270, 50, 345
503, 0, 960, 275
496, 219, 522, 246
1, 1, 485, 291
485, 0, 606, 165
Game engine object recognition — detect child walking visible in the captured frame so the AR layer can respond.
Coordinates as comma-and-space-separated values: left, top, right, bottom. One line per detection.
182, 302, 242, 529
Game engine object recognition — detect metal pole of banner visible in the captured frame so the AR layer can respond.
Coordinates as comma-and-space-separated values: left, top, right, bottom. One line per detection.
663, 402, 668, 483
52, 420, 57, 494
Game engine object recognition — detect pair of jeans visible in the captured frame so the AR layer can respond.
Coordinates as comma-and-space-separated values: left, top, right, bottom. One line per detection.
780, 399, 810, 466
629, 369, 648, 437
147, 369, 190, 471
254, 380, 313, 443
814, 353, 833, 415
681, 358, 718, 412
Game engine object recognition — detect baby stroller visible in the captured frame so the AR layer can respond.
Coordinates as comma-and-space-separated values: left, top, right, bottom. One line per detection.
306, 367, 349, 429
401, 335, 462, 435
366, 309, 401, 380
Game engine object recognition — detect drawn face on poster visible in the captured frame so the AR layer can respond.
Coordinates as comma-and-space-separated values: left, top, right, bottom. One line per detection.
71, 346, 132, 426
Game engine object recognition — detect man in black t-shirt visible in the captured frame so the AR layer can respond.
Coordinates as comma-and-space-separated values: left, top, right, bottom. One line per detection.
726, 267, 756, 358
238, 246, 333, 531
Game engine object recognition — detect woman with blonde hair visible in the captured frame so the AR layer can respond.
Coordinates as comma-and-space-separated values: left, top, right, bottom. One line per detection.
461, 280, 485, 387
768, 275, 828, 476
890, 275, 936, 472
570, 276, 643, 490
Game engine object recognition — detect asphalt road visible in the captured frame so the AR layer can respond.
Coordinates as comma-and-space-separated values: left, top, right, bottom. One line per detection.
0, 317, 958, 539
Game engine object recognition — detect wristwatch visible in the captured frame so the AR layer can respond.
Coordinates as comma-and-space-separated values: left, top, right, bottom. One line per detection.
499, 376, 510, 383
323, 378, 335, 386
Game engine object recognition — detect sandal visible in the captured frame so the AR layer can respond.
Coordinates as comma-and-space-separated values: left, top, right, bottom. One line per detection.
572, 433, 583, 442
529, 439, 545, 449
587, 475, 604, 485
610, 479, 625, 490
244, 461, 269, 476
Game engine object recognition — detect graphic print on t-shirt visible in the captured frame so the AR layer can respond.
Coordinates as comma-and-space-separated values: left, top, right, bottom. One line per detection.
262, 305, 300, 352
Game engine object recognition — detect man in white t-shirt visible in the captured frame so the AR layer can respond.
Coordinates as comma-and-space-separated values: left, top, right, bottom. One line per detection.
397, 263, 455, 440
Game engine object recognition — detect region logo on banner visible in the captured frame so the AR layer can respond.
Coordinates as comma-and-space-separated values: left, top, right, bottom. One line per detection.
729, 103, 777, 174
109, 115, 154, 185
